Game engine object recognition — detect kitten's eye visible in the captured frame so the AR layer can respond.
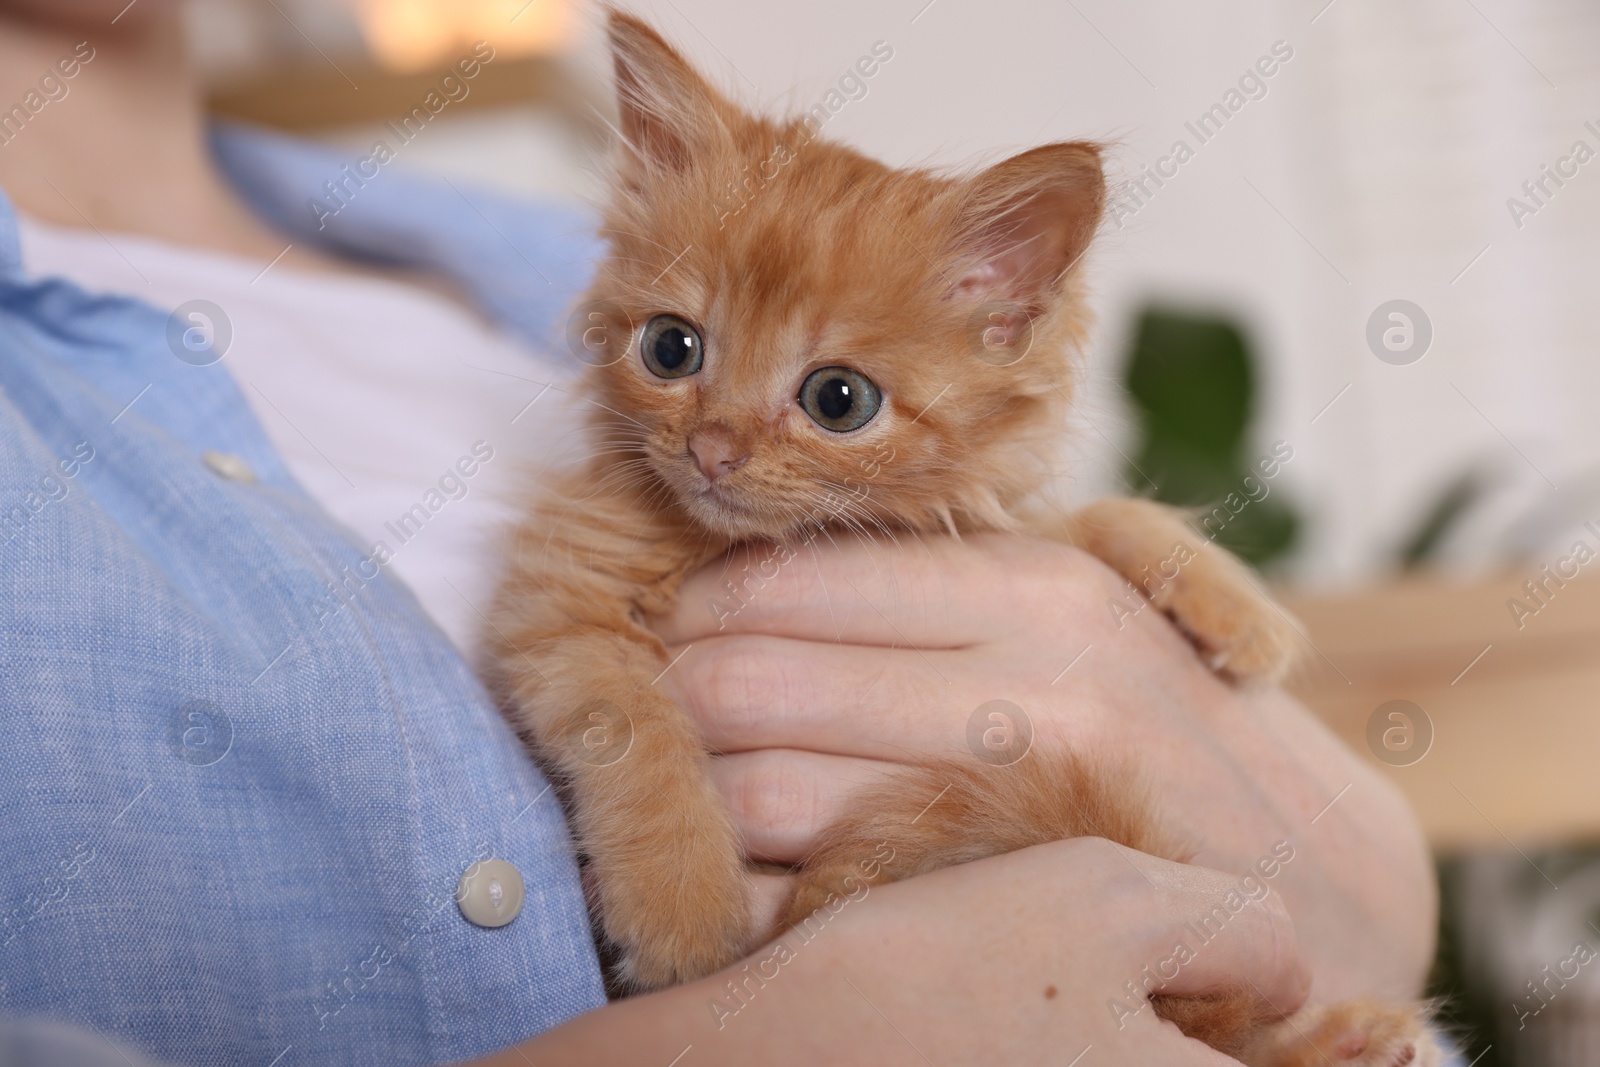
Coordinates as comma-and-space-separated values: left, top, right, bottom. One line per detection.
799, 367, 881, 433
640, 314, 704, 378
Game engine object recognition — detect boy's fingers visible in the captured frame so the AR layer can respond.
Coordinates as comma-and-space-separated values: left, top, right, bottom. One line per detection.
654, 533, 1116, 647
708, 748, 890, 863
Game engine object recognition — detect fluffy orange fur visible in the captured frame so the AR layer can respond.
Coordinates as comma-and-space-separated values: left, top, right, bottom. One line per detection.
486, 12, 1441, 1066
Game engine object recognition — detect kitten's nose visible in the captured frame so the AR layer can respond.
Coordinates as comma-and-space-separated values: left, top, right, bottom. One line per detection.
688, 426, 749, 483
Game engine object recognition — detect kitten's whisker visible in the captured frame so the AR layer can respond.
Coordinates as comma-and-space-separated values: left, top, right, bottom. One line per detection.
545, 385, 653, 431
585, 448, 651, 462
813, 498, 876, 546
586, 425, 651, 439
584, 448, 651, 462
807, 487, 914, 609
583, 457, 652, 482
574, 468, 656, 508
814, 483, 903, 549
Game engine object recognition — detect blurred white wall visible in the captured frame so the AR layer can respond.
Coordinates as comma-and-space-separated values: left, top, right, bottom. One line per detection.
211, 0, 1600, 587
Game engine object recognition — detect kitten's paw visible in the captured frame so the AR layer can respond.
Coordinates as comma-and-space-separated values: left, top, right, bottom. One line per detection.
1153, 546, 1299, 685
1063, 497, 1298, 684
1239, 1002, 1445, 1067
593, 808, 751, 991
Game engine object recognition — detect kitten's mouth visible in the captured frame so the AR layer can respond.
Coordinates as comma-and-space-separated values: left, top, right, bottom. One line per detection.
694, 484, 747, 511
678, 479, 788, 538
651, 456, 790, 537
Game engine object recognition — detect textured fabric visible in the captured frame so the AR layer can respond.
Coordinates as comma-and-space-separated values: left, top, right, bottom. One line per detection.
0, 124, 606, 1066
13, 212, 589, 656
210, 122, 600, 354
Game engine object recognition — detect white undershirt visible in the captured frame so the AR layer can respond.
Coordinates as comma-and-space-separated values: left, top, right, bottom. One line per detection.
16, 214, 588, 655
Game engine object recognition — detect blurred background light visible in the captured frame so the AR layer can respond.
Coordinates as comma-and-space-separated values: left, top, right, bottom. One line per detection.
349, 0, 572, 71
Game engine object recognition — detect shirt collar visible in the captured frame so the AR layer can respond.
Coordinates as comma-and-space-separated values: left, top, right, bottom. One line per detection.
208, 121, 602, 352
0, 120, 603, 352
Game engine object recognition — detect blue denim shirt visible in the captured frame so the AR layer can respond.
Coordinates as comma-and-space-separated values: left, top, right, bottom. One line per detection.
0, 124, 606, 1066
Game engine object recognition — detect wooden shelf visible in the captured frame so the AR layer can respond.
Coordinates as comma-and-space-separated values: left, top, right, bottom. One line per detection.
1282, 572, 1600, 853
205, 55, 600, 133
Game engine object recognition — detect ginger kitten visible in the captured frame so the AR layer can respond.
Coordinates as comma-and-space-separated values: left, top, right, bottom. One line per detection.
488, 13, 1441, 1066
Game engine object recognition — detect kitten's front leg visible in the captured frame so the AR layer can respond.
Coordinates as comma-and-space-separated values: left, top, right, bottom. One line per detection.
1062, 498, 1300, 684
490, 475, 749, 990
535, 632, 750, 989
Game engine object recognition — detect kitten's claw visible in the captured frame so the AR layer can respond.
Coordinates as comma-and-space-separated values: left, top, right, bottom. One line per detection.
1238, 1002, 1444, 1067
1153, 547, 1300, 686
1065, 499, 1300, 686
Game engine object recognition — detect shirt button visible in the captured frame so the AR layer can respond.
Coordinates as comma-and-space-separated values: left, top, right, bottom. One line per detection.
456, 858, 525, 928
201, 450, 257, 484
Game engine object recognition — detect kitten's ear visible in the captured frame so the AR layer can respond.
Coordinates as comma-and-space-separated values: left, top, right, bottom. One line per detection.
606, 11, 732, 176
948, 142, 1105, 311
